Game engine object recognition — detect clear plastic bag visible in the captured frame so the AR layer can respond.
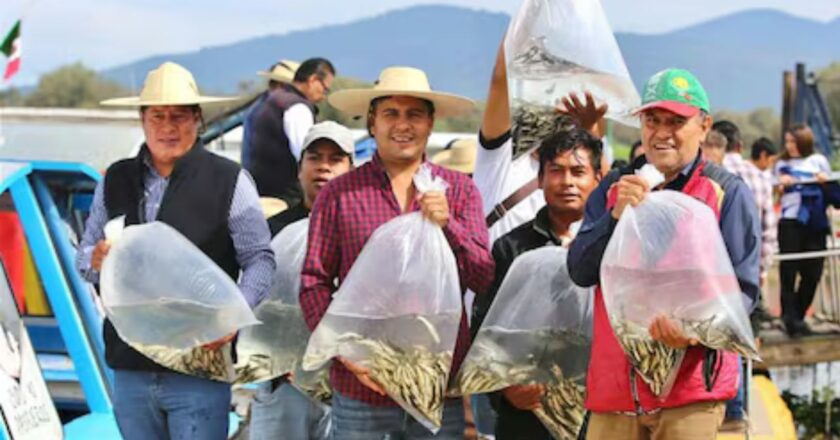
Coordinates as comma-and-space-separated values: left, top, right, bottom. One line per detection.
456, 247, 590, 440
303, 165, 461, 433
235, 218, 331, 401
100, 221, 259, 350
601, 191, 760, 398
505, 0, 640, 141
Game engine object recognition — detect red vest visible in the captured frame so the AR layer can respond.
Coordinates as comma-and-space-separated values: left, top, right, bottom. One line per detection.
585, 160, 740, 413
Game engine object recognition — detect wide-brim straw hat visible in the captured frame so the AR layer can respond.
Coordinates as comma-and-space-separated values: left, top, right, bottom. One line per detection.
259, 197, 289, 219
257, 60, 300, 84
432, 138, 477, 174
101, 62, 235, 107
328, 66, 474, 118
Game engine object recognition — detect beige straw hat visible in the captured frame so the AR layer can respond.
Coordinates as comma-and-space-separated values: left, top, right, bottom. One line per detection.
257, 60, 300, 84
431, 138, 477, 174
101, 62, 235, 107
328, 66, 474, 118
259, 197, 289, 219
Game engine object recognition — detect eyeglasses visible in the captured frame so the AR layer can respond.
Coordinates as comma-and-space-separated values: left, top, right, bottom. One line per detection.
317, 77, 331, 95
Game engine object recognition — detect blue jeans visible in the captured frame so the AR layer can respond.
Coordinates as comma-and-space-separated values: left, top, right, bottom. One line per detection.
470, 394, 497, 438
725, 356, 745, 421
112, 369, 231, 440
249, 381, 331, 440
330, 391, 465, 439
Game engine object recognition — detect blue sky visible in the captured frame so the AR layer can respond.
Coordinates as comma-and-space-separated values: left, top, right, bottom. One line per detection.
1, 0, 839, 85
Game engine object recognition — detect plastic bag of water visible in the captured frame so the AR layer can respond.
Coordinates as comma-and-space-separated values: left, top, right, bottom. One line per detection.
505, 0, 640, 127
600, 190, 759, 398
303, 165, 462, 433
100, 222, 259, 350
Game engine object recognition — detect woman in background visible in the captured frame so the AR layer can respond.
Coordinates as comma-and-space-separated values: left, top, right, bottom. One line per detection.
775, 124, 831, 337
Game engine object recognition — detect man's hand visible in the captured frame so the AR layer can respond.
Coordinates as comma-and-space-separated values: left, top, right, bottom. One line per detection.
557, 91, 608, 137
502, 384, 545, 410
419, 191, 450, 228
611, 175, 650, 220
648, 316, 698, 349
91, 240, 111, 272
201, 332, 236, 351
338, 356, 386, 396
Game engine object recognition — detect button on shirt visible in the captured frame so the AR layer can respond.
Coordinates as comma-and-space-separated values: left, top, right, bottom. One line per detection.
76, 155, 275, 309
300, 154, 494, 406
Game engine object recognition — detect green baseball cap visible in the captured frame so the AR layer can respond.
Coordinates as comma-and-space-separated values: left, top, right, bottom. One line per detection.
637, 68, 710, 117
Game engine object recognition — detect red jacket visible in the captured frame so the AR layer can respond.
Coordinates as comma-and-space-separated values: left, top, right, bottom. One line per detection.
586, 159, 741, 413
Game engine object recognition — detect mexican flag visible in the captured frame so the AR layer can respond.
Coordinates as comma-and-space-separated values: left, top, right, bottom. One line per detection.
1, 21, 21, 81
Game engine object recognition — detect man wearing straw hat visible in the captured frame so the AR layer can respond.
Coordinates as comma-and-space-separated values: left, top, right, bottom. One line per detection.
300, 66, 494, 438
244, 57, 336, 206
432, 138, 478, 175
76, 61, 275, 440
241, 59, 300, 169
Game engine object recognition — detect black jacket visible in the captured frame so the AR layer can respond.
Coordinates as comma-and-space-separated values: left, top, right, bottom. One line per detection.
472, 206, 563, 440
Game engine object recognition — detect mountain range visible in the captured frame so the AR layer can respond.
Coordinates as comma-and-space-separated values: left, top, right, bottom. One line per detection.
100, 5, 840, 112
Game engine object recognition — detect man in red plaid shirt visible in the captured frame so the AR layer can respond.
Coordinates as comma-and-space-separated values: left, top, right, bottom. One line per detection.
300, 66, 494, 438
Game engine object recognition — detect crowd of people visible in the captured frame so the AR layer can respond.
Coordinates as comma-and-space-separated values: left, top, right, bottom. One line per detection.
70, 30, 838, 440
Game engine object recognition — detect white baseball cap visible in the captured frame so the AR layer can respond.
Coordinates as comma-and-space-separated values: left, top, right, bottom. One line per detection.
302, 121, 355, 162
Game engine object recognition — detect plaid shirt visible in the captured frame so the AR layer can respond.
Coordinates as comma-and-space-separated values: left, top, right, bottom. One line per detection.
723, 153, 778, 271
300, 154, 494, 406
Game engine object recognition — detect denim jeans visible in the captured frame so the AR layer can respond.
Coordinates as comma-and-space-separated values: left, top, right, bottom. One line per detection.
249, 381, 331, 440
112, 369, 231, 440
330, 391, 465, 440
470, 394, 497, 439
724, 356, 745, 421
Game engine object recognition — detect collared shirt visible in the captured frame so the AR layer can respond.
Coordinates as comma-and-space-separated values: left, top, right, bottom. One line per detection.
300, 153, 494, 406
569, 153, 761, 311
723, 153, 778, 271
76, 154, 275, 309
283, 104, 314, 162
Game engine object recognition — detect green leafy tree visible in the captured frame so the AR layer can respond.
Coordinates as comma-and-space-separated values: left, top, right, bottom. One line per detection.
0, 86, 23, 106
25, 62, 129, 108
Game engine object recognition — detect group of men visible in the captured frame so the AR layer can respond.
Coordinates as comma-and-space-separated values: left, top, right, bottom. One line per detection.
75, 36, 761, 440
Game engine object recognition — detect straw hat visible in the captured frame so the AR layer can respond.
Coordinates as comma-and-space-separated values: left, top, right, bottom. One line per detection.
101, 62, 235, 107
257, 60, 300, 84
432, 138, 477, 174
259, 197, 289, 219
328, 66, 474, 118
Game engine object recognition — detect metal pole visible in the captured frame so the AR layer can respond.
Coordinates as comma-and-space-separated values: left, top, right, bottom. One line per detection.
782, 70, 796, 142
830, 210, 840, 321
745, 357, 752, 440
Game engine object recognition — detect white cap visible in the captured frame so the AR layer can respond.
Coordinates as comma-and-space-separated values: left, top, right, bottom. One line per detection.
302, 121, 355, 162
